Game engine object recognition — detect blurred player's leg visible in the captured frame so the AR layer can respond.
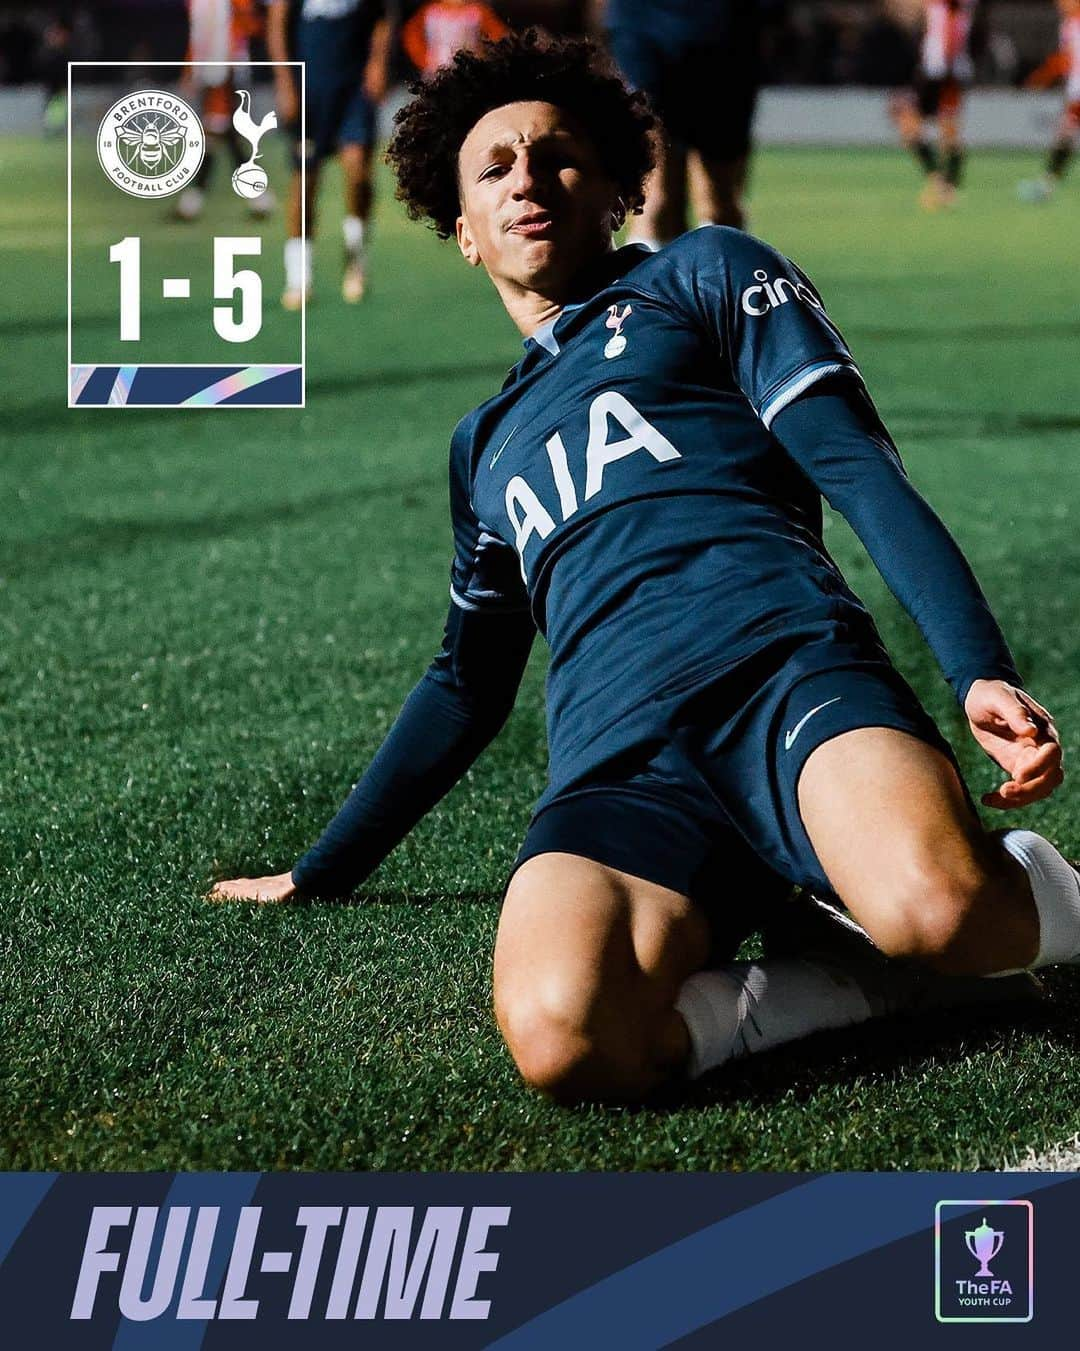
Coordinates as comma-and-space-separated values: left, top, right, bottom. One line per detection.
1020, 104, 1079, 203
176, 81, 233, 220
892, 90, 938, 184
182, 1, 271, 219
283, 159, 316, 310
628, 137, 688, 250
608, 9, 760, 243
685, 36, 758, 232
691, 151, 750, 232
937, 89, 966, 204
899, 80, 953, 209
909, 1, 976, 209
339, 137, 375, 302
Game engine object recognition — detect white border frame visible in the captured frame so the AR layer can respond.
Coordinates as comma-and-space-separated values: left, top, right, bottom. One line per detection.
67, 61, 306, 410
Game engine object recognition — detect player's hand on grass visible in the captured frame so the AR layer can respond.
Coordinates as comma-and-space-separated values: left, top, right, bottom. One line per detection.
208, 871, 299, 904
964, 679, 1064, 809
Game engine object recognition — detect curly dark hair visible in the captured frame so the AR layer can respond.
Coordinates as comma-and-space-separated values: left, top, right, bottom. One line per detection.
386, 28, 657, 241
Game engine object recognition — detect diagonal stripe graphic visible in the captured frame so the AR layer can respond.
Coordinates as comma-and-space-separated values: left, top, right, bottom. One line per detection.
180, 365, 299, 406
0, 1174, 59, 1272
486, 1173, 1066, 1350
69, 365, 96, 403
108, 366, 138, 407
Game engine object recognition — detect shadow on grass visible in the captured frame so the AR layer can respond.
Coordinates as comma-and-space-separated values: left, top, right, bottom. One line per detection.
0, 471, 444, 580
202, 884, 501, 911
672, 969, 1080, 1115
849, 321, 1080, 343
878, 407, 1080, 439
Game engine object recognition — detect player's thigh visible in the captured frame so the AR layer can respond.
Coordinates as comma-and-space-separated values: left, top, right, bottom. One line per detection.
797, 726, 992, 949
494, 851, 708, 1051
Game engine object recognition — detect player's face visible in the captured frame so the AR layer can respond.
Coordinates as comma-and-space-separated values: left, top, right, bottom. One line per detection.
455, 101, 622, 298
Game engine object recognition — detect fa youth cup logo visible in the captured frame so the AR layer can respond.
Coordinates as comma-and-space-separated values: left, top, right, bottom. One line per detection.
231, 90, 277, 200
97, 91, 204, 197
935, 1200, 1032, 1323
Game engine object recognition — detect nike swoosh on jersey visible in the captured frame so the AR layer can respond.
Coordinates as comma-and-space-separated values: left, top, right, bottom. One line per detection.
784, 696, 842, 751
489, 426, 519, 469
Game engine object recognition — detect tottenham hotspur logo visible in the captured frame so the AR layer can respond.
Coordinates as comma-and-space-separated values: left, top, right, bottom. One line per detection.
604, 304, 633, 358
97, 91, 205, 198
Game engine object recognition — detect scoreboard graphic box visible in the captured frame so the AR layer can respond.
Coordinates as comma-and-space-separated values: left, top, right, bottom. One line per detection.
68, 62, 305, 409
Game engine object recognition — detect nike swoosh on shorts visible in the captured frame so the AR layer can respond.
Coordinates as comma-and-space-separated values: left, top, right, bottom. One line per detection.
784, 696, 843, 751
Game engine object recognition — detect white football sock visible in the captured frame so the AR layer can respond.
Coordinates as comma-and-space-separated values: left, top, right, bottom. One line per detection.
342, 214, 366, 257
999, 830, 1080, 967
675, 959, 874, 1079
284, 237, 312, 292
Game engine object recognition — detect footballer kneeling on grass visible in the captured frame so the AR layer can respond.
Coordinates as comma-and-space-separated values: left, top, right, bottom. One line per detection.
212, 31, 1074, 1106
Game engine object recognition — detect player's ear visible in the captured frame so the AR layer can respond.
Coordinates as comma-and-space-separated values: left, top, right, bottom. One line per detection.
456, 214, 482, 267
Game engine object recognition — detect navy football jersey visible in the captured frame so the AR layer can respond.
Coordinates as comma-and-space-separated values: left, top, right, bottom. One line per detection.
448, 227, 872, 801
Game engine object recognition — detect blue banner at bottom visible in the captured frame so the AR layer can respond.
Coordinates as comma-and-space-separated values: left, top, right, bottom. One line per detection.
0, 1171, 1072, 1348
69, 365, 303, 408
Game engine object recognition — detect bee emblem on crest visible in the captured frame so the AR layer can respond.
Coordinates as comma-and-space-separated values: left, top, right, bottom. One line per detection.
116, 115, 188, 175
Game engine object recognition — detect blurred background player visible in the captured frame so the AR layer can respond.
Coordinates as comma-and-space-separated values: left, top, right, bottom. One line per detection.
178, 0, 273, 220
401, 0, 508, 79
36, 14, 72, 137
1018, 0, 1080, 203
596, 0, 763, 241
267, 0, 391, 308
893, 0, 979, 209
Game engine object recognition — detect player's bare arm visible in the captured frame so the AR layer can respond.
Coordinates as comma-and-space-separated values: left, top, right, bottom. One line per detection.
363, 17, 392, 104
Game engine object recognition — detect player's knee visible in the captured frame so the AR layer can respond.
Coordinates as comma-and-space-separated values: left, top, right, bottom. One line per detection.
504, 1013, 600, 1104
496, 984, 645, 1105
862, 850, 1001, 974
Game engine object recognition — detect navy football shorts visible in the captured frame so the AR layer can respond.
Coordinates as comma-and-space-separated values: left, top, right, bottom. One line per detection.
296, 80, 376, 164
606, 29, 759, 161
513, 640, 960, 938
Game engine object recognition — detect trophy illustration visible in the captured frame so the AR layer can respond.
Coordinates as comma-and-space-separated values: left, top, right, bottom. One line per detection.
965, 1218, 1005, 1277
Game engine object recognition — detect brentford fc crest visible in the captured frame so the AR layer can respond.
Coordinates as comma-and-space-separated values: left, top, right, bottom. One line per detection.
96, 90, 205, 198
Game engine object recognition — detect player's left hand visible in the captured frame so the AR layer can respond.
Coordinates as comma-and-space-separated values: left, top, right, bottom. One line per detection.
208, 871, 299, 904
964, 679, 1064, 809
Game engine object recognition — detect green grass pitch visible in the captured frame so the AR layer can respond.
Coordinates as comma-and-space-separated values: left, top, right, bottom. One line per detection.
3, 135, 1079, 1171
